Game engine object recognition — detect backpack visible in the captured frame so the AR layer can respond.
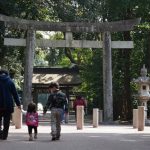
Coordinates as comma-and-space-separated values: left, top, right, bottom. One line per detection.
53, 92, 66, 108
26, 112, 38, 127
51, 91, 67, 109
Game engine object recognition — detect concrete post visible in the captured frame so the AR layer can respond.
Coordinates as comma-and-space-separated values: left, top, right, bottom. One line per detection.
99, 110, 103, 123
12, 107, 22, 129
76, 106, 84, 130
133, 109, 138, 128
93, 108, 99, 128
138, 106, 145, 131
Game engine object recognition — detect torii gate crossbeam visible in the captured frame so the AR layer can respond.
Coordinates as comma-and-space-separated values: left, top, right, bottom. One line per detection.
0, 14, 140, 32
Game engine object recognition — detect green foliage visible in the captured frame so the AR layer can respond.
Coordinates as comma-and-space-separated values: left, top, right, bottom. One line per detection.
79, 49, 103, 109
0, 0, 150, 120
34, 48, 48, 67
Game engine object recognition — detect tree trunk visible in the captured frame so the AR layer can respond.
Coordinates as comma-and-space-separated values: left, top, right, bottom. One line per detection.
121, 31, 132, 120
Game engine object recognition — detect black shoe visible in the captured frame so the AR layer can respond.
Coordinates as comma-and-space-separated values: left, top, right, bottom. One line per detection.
2, 137, 7, 140
0, 134, 7, 140
2, 132, 8, 140
51, 137, 56, 141
0, 131, 3, 137
56, 133, 60, 140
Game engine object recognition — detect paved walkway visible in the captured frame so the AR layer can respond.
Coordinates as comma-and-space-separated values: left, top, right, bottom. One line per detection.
0, 123, 150, 150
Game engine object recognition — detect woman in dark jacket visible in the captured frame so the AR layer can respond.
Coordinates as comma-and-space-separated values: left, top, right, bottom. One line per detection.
0, 69, 21, 140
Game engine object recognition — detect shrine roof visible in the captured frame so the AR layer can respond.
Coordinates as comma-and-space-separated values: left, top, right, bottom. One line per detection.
32, 67, 82, 86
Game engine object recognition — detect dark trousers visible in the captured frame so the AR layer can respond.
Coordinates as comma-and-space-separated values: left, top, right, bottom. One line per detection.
0, 111, 11, 139
0, 116, 2, 131
28, 125, 37, 135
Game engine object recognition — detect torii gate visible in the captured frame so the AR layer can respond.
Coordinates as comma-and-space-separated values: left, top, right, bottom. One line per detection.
0, 14, 140, 122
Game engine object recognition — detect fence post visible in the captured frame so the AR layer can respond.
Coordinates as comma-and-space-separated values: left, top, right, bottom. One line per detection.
76, 106, 84, 130
138, 106, 145, 131
93, 108, 99, 128
99, 110, 103, 123
133, 109, 138, 128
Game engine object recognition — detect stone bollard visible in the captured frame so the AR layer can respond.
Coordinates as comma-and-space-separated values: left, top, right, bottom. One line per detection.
12, 106, 22, 129
93, 108, 99, 128
133, 109, 138, 128
99, 110, 103, 123
138, 106, 145, 131
76, 106, 84, 130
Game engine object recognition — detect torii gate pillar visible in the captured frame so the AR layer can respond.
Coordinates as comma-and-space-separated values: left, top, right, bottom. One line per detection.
23, 29, 35, 109
103, 32, 113, 122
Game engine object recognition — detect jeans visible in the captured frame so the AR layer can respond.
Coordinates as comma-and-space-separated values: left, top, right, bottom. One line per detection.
51, 108, 63, 138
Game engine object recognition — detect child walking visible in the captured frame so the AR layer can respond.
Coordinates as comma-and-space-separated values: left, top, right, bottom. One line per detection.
25, 102, 38, 141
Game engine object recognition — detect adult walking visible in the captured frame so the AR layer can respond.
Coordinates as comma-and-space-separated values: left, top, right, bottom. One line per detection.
43, 82, 68, 141
0, 69, 21, 140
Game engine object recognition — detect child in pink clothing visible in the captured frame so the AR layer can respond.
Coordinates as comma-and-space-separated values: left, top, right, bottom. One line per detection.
26, 102, 38, 141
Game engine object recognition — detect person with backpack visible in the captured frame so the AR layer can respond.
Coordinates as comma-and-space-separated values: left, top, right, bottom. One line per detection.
43, 82, 68, 141
23, 102, 39, 141
0, 69, 21, 140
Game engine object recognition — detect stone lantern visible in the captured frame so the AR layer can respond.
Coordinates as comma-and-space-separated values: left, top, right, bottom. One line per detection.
133, 65, 150, 121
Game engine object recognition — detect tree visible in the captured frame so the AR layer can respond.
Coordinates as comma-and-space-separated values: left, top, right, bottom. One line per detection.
0, 0, 150, 120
